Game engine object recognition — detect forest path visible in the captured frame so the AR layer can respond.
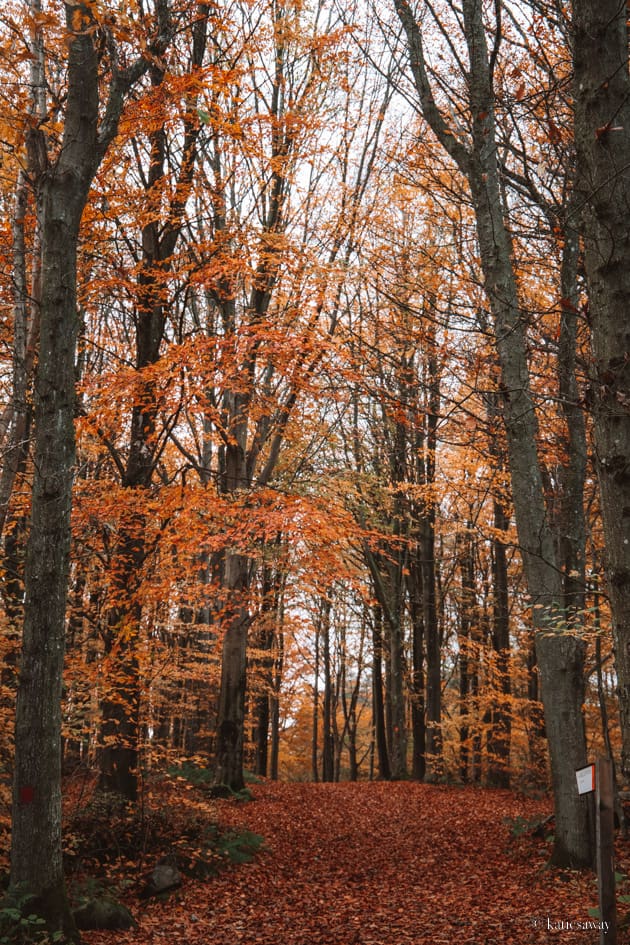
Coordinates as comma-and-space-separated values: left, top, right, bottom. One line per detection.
87, 780, 609, 945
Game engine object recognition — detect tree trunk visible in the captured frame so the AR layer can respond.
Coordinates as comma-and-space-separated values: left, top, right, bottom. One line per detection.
8, 5, 171, 929
254, 690, 270, 778
572, 0, 630, 781
9, 174, 84, 945
99, 525, 144, 801
421, 516, 441, 781
408, 555, 426, 781
487, 499, 511, 788
371, 606, 391, 780
321, 598, 335, 782
214, 552, 251, 792
364, 544, 407, 779
312, 623, 320, 782
463, 1, 589, 860
457, 528, 475, 783
8, 9, 101, 938
270, 629, 282, 781
253, 554, 284, 777
395, 0, 591, 865
388, 601, 408, 780
557, 200, 587, 620
0, 172, 39, 545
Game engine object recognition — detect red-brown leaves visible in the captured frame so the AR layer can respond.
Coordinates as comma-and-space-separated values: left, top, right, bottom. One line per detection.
81, 780, 614, 945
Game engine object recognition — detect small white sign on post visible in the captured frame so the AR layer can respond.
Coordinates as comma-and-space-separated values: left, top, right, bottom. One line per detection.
576, 763, 596, 795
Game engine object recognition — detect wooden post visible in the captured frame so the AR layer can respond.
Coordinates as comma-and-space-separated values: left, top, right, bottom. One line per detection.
596, 756, 616, 945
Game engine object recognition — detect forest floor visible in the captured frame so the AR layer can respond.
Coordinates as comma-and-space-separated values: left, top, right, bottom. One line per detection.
79, 778, 629, 945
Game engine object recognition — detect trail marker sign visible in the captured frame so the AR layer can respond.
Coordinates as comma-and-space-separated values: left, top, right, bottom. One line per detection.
576, 763, 596, 795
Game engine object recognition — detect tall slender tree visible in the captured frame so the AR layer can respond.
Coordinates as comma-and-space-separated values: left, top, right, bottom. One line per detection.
572, 0, 630, 781
6, 2, 172, 936
98, 3, 209, 803
394, 0, 591, 865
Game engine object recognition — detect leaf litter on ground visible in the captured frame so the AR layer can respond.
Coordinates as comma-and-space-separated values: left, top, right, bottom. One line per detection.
80, 779, 628, 945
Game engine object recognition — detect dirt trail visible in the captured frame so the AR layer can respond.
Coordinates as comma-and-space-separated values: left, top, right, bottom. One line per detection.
85, 780, 617, 944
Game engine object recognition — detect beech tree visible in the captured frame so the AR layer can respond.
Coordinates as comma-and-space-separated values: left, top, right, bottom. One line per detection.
393, 0, 591, 865
572, 0, 630, 781
96, 3, 209, 804
4, 1, 172, 937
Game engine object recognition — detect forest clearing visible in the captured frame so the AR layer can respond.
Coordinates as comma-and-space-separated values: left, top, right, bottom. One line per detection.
75, 778, 617, 945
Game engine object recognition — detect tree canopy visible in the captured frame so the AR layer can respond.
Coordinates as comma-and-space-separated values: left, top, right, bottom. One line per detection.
0, 0, 628, 936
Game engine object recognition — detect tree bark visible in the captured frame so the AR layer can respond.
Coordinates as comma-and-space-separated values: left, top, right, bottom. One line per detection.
312, 620, 320, 782
408, 554, 426, 781
421, 513, 440, 780
387, 594, 408, 779
487, 498, 511, 788
321, 598, 335, 783
10, 168, 86, 945
214, 552, 251, 792
9, 8, 100, 936
457, 527, 476, 782
0, 173, 39, 546
270, 628, 283, 781
572, 0, 630, 781
8, 4, 172, 931
371, 606, 391, 779
395, 0, 591, 865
